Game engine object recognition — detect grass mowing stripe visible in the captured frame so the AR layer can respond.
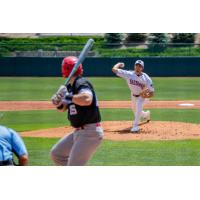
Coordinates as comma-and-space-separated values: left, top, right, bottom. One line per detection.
89, 139, 200, 166
0, 77, 200, 100
23, 137, 200, 166
102, 108, 200, 124
1, 108, 200, 132
0, 110, 69, 131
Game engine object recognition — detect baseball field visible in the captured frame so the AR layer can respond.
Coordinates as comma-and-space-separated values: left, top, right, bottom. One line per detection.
1, 77, 200, 165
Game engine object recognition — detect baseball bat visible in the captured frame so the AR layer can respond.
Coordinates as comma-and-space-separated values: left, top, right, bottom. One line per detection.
64, 38, 94, 86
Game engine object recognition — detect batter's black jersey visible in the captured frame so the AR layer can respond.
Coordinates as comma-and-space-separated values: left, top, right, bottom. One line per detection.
66, 76, 101, 128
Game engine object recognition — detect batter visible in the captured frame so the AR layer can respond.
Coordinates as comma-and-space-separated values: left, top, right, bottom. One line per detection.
51, 56, 103, 166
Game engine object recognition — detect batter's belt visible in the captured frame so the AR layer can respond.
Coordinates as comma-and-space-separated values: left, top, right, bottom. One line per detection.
76, 122, 101, 131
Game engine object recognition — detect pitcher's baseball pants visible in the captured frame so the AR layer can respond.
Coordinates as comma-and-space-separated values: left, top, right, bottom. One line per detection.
50, 123, 103, 166
131, 95, 149, 126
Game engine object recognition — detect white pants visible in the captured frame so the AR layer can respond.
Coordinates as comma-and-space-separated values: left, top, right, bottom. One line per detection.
131, 95, 149, 127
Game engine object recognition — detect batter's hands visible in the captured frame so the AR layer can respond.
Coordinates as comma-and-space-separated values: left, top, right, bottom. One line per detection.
52, 85, 68, 107
52, 85, 73, 107
51, 94, 62, 106
56, 85, 68, 98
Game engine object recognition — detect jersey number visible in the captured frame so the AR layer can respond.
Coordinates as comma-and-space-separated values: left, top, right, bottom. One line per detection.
69, 105, 77, 115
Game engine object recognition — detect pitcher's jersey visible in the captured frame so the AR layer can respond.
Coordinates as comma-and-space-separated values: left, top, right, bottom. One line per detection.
116, 69, 154, 95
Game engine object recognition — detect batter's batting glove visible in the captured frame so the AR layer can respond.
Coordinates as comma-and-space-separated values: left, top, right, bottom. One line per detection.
59, 93, 73, 106
56, 85, 68, 98
51, 94, 63, 106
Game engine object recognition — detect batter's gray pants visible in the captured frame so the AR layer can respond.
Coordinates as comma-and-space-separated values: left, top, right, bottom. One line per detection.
50, 123, 104, 166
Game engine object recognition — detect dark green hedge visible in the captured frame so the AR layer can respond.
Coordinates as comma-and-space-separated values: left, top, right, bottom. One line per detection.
0, 35, 200, 57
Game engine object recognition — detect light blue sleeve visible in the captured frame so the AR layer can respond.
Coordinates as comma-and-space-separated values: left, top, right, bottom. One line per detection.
9, 128, 28, 157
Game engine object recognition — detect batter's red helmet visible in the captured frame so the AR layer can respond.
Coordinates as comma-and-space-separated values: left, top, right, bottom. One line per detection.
61, 56, 83, 78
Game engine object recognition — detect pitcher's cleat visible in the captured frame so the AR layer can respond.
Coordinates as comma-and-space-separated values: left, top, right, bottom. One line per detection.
145, 110, 151, 122
141, 110, 151, 123
130, 126, 140, 133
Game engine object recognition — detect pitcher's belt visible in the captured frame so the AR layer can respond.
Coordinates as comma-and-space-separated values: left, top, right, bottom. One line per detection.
132, 94, 140, 97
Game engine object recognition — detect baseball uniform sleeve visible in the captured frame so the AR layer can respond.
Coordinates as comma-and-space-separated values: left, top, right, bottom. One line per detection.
145, 74, 154, 92
116, 69, 132, 80
79, 88, 93, 97
76, 78, 93, 95
9, 128, 28, 157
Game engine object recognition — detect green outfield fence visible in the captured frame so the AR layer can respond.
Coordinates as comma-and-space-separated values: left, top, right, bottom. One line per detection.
0, 57, 200, 77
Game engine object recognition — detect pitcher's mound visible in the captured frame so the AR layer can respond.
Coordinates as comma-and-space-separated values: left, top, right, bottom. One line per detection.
21, 121, 200, 141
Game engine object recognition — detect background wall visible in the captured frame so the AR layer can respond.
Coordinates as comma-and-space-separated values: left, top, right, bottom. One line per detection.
0, 57, 200, 77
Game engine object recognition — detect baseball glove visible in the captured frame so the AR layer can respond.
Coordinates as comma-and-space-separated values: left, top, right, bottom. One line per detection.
140, 88, 152, 98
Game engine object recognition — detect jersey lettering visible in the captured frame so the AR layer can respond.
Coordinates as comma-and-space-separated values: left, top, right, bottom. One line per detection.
117, 69, 154, 94
69, 104, 77, 115
129, 79, 145, 89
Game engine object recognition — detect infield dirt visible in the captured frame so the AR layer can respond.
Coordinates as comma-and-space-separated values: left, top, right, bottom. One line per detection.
20, 121, 200, 141
0, 100, 200, 111
1, 100, 200, 141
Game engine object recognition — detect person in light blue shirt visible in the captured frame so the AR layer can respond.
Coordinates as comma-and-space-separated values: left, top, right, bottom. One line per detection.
0, 125, 28, 166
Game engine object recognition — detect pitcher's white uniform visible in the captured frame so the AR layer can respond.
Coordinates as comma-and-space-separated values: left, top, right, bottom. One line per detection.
116, 69, 154, 129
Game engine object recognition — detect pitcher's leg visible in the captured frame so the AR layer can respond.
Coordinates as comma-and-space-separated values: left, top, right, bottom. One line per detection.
141, 98, 151, 120
133, 97, 145, 126
131, 95, 136, 113
50, 133, 74, 166
68, 131, 103, 166
131, 95, 137, 127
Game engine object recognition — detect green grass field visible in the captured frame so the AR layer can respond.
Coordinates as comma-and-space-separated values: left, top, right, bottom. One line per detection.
23, 138, 200, 166
1, 109, 200, 132
1, 77, 200, 100
1, 77, 200, 166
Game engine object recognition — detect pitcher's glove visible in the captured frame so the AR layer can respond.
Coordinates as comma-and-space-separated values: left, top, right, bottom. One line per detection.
140, 88, 152, 98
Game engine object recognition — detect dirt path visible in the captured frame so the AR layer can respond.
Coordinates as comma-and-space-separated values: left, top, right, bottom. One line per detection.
0, 100, 200, 111
21, 121, 200, 141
